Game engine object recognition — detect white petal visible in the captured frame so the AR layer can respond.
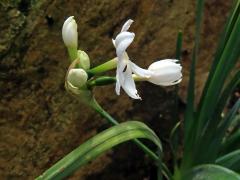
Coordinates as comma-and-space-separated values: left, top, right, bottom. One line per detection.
115, 32, 135, 48
121, 19, 134, 32
151, 67, 182, 81
62, 16, 74, 36
122, 65, 141, 99
62, 16, 78, 48
129, 61, 152, 78
148, 59, 180, 70
115, 33, 135, 58
112, 39, 116, 47
112, 39, 116, 48
148, 59, 182, 86
115, 72, 121, 95
157, 78, 182, 86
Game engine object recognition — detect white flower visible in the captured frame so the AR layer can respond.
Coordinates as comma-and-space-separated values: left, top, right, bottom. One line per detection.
112, 19, 152, 99
67, 68, 88, 88
147, 59, 182, 86
62, 16, 78, 49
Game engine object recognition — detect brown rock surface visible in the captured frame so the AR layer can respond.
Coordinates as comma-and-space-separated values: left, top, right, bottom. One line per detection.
0, 0, 232, 179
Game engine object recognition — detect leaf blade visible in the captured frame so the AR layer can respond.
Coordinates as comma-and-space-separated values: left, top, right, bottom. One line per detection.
36, 121, 162, 180
183, 164, 240, 180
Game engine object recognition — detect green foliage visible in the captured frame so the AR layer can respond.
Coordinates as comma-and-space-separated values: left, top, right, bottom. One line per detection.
36, 121, 162, 180
183, 164, 240, 180
180, 0, 240, 177
216, 149, 240, 173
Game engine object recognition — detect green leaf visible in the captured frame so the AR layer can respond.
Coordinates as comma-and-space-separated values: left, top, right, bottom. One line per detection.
182, 0, 205, 170
221, 118, 240, 154
170, 121, 181, 161
175, 31, 183, 60
216, 149, 240, 172
36, 121, 162, 180
194, 99, 240, 164
194, 73, 240, 162
183, 164, 240, 180
196, 1, 240, 139
213, 70, 240, 123
198, 0, 240, 111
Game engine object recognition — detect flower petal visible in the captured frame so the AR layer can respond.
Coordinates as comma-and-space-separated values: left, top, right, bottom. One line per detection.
121, 19, 134, 32
148, 59, 180, 70
62, 16, 74, 36
121, 65, 141, 99
115, 32, 135, 48
148, 59, 182, 86
62, 16, 78, 48
156, 78, 182, 86
129, 61, 152, 78
115, 32, 135, 58
115, 72, 121, 95
112, 39, 116, 47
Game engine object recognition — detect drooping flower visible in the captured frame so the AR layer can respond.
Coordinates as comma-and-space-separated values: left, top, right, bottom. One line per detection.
62, 16, 78, 49
147, 59, 182, 86
112, 19, 152, 99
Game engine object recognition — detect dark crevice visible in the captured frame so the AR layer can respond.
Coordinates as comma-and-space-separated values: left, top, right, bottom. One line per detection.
18, 0, 30, 15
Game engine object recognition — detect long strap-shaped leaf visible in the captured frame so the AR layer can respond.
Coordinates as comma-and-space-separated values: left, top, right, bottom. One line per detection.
182, 0, 205, 171
183, 164, 240, 180
195, 78, 240, 163
36, 121, 162, 180
196, 1, 240, 140
194, 100, 240, 164
198, 0, 240, 111
221, 116, 240, 154
216, 149, 240, 173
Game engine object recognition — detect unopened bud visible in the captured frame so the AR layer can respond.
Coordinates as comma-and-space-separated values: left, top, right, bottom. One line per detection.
62, 16, 78, 49
77, 50, 90, 70
67, 68, 88, 88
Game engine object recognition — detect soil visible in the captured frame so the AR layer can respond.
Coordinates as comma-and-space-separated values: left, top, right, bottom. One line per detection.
0, 0, 233, 179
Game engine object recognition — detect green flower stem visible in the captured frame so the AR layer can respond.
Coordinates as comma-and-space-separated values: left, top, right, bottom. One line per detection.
68, 47, 78, 62
87, 75, 148, 88
87, 58, 117, 75
87, 76, 116, 88
89, 97, 159, 161
133, 74, 148, 81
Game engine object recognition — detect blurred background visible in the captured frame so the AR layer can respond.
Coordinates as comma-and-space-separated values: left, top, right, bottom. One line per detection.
0, 0, 232, 179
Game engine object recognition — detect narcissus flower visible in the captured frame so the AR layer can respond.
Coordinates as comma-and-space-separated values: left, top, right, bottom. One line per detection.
67, 68, 88, 88
147, 59, 182, 86
62, 16, 78, 49
112, 19, 152, 99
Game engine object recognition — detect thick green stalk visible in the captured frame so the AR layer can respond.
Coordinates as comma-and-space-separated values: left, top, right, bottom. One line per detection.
67, 47, 78, 62
87, 75, 149, 88
88, 58, 117, 75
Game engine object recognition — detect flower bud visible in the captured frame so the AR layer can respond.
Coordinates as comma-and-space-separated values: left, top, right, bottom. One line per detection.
147, 59, 182, 86
62, 16, 78, 49
67, 68, 88, 88
77, 50, 90, 70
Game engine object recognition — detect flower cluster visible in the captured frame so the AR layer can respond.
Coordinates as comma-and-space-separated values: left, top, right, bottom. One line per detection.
62, 16, 182, 100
